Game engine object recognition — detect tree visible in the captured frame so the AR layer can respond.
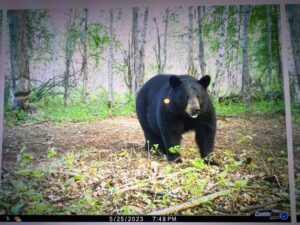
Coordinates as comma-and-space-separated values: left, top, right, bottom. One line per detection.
81, 9, 89, 104
240, 5, 251, 106
226, 6, 241, 95
136, 7, 149, 91
197, 6, 205, 78
7, 10, 35, 113
212, 6, 229, 97
108, 8, 114, 109
266, 5, 273, 100
187, 6, 196, 75
124, 41, 133, 93
153, 17, 162, 73
132, 7, 139, 94
63, 9, 78, 107
162, 8, 169, 73
130, 7, 148, 94
153, 8, 169, 74
286, 5, 300, 110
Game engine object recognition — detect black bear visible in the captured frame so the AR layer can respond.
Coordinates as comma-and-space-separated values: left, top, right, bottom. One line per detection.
136, 74, 216, 162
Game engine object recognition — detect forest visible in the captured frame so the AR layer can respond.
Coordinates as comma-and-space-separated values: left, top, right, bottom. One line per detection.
0, 4, 297, 218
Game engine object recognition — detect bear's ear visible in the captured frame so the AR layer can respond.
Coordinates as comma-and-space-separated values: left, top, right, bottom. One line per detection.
169, 76, 182, 89
198, 75, 211, 89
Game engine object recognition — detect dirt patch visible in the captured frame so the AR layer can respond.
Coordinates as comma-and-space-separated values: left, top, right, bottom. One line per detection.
1, 114, 290, 216
2, 115, 287, 169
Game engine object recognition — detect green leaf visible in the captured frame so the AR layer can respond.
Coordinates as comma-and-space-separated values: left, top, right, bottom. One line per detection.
18, 149, 33, 165
234, 180, 247, 188
74, 174, 84, 182
0, 201, 10, 210
47, 147, 57, 158
169, 145, 181, 154
267, 156, 274, 162
121, 205, 135, 215
11, 203, 24, 214
31, 169, 45, 178
164, 165, 172, 173
192, 157, 205, 169
16, 170, 32, 176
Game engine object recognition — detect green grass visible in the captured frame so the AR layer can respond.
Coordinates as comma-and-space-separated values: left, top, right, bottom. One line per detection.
4, 89, 296, 126
214, 99, 286, 116
4, 91, 136, 126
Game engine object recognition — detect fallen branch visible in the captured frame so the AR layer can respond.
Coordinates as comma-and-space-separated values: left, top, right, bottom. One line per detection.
147, 189, 232, 215
240, 199, 284, 213
118, 182, 148, 193
215, 199, 284, 214
141, 189, 184, 200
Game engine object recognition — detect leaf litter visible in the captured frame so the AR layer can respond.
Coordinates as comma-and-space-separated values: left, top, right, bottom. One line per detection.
1, 115, 290, 215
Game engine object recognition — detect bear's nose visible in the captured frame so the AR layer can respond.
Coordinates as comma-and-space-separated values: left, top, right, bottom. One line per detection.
191, 107, 201, 115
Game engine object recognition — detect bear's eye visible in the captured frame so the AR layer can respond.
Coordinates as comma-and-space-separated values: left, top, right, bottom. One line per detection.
197, 95, 200, 98
186, 95, 189, 99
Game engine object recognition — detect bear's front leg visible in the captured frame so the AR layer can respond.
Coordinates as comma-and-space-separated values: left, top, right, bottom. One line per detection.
195, 123, 216, 158
160, 130, 183, 162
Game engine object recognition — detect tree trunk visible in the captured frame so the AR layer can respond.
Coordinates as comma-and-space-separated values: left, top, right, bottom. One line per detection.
132, 7, 139, 94
64, 9, 77, 107
161, 8, 169, 73
153, 17, 162, 73
124, 41, 133, 93
108, 8, 114, 109
136, 7, 148, 92
82, 8, 88, 104
8, 10, 34, 113
232, 6, 241, 92
240, 5, 251, 106
266, 5, 273, 100
274, 6, 282, 84
197, 6, 205, 78
286, 5, 300, 110
187, 6, 195, 75
212, 6, 229, 97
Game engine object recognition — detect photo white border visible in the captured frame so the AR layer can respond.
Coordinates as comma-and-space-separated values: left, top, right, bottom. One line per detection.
0, 0, 298, 224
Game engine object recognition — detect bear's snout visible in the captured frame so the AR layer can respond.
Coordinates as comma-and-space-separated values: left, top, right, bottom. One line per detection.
191, 107, 201, 116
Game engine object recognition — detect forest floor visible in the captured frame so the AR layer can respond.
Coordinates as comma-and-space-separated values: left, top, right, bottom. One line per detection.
1, 114, 291, 216
292, 122, 300, 215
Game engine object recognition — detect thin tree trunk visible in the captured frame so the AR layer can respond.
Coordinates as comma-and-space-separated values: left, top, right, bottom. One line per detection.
8, 10, 33, 112
132, 7, 139, 94
231, 5, 241, 92
240, 5, 251, 106
161, 7, 169, 73
82, 8, 88, 104
124, 41, 133, 93
274, 6, 282, 84
213, 6, 229, 97
267, 5, 273, 100
153, 17, 162, 73
286, 5, 300, 110
136, 7, 148, 92
108, 8, 114, 109
197, 6, 205, 78
187, 6, 195, 75
64, 9, 77, 107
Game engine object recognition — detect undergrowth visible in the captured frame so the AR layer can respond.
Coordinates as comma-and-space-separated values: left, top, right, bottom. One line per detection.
4, 89, 293, 126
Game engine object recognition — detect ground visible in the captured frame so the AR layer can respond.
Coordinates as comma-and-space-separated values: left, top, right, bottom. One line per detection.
1, 114, 290, 215
293, 121, 300, 215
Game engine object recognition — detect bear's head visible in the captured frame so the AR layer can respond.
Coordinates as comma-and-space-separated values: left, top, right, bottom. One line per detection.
169, 75, 211, 119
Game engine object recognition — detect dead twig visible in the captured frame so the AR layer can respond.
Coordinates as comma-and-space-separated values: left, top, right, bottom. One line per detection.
215, 199, 284, 214
117, 182, 148, 193
147, 189, 232, 215
141, 189, 184, 200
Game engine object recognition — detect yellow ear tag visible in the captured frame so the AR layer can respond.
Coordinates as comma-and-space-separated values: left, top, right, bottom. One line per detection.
163, 98, 170, 104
